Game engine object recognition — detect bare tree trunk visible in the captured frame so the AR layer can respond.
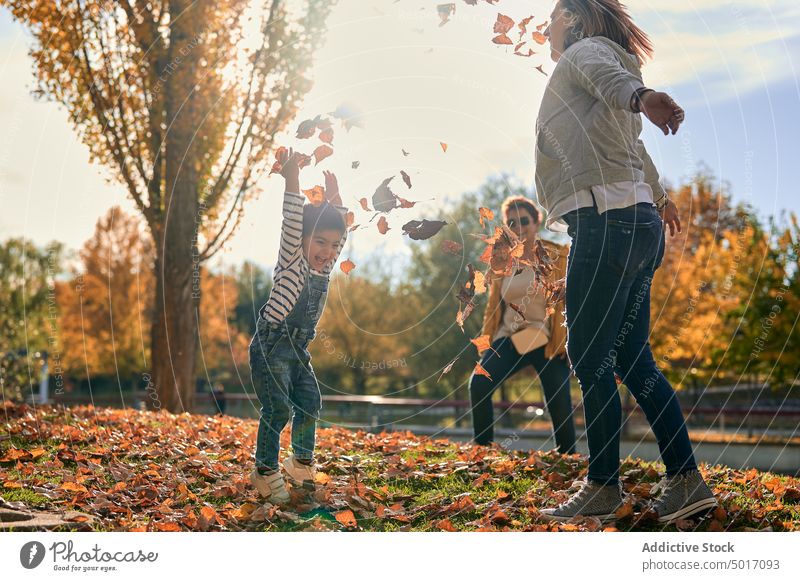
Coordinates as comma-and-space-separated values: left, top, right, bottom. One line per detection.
151, 1, 201, 413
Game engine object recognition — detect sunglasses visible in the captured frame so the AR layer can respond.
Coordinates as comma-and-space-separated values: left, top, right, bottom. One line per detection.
507, 216, 531, 228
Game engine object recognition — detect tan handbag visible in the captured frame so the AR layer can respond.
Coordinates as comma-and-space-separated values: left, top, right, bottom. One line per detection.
510, 324, 549, 355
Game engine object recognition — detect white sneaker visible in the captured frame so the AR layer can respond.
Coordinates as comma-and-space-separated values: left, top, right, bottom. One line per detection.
282, 456, 316, 489
249, 468, 290, 503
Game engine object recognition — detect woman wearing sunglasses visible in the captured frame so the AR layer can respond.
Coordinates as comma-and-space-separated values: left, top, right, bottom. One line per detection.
469, 195, 577, 455
535, 0, 716, 524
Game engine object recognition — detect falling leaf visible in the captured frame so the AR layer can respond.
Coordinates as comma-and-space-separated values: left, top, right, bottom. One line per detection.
474, 270, 487, 294
532, 31, 547, 44
372, 176, 398, 213
340, 259, 356, 275
492, 33, 513, 45
352, 161, 360, 169
535, 64, 547, 76
440, 142, 448, 153
437, 3, 456, 27
335, 509, 358, 528
401, 219, 448, 240
377, 216, 390, 235
313, 144, 334, 165
345, 211, 355, 228
437, 357, 459, 382
470, 334, 492, 355
508, 302, 525, 317
493, 14, 514, 34
319, 127, 334, 144
517, 15, 534, 35
302, 185, 326, 206
269, 146, 288, 176
358, 197, 371, 212
398, 197, 417, 209
296, 116, 319, 139
478, 207, 494, 227
400, 170, 412, 189
474, 362, 492, 380
441, 240, 463, 255
456, 301, 475, 330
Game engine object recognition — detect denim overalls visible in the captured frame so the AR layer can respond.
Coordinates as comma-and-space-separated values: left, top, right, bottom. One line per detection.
250, 271, 329, 470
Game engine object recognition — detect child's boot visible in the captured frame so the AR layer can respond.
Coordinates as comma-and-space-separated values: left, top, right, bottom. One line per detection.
249, 468, 290, 503
282, 455, 316, 490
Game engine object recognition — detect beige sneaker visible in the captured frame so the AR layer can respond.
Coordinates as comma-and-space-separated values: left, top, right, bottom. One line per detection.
249, 468, 290, 503
282, 456, 316, 489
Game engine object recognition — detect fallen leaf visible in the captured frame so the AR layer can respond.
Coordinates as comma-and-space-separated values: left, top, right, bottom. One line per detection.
441, 240, 463, 255
335, 509, 358, 528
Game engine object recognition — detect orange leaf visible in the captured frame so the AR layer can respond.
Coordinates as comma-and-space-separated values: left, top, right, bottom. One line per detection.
340, 259, 356, 275
492, 33, 513, 45
532, 31, 547, 44
302, 185, 326, 206
334, 509, 357, 528
345, 211, 355, 228
377, 216, 390, 235
478, 207, 494, 227
358, 198, 371, 212
473, 362, 492, 380
319, 127, 334, 144
441, 240, 463, 255
314, 472, 331, 485
470, 335, 492, 355
440, 142, 448, 153
614, 502, 634, 519
154, 521, 182, 532
59, 482, 89, 494
437, 519, 457, 532
313, 144, 334, 165
493, 14, 514, 34
2, 480, 22, 489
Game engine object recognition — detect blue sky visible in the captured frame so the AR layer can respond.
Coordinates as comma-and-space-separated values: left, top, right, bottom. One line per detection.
1, 0, 798, 270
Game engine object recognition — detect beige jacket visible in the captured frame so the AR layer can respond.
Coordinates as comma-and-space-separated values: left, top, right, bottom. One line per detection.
480, 239, 568, 359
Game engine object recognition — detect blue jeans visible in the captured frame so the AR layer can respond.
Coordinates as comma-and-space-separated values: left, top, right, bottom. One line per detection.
563, 202, 697, 485
250, 272, 328, 470
469, 338, 577, 454
250, 319, 321, 470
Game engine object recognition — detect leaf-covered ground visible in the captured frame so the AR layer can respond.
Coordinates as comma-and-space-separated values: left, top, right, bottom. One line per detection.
1, 402, 798, 532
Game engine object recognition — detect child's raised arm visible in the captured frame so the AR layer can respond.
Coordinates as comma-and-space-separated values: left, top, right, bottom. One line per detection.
275, 148, 305, 269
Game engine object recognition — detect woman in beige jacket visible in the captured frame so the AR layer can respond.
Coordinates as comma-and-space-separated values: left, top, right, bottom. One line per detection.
469, 195, 576, 453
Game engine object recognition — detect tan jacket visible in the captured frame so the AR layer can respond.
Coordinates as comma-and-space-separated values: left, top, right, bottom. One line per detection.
480, 239, 568, 359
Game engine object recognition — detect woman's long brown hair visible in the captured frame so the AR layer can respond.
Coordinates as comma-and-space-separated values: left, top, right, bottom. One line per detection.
559, 0, 654, 63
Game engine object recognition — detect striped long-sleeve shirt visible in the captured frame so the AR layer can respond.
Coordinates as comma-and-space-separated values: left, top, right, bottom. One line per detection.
259, 190, 348, 324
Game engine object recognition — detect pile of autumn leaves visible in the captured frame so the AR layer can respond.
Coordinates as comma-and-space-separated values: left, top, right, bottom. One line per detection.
1, 402, 799, 532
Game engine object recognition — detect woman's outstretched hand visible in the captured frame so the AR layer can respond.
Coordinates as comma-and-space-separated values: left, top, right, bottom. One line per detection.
641, 91, 685, 135
659, 198, 682, 237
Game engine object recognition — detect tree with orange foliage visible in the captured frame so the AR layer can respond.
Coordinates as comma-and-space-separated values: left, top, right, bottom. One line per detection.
57, 207, 153, 387
4, 0, 336, 411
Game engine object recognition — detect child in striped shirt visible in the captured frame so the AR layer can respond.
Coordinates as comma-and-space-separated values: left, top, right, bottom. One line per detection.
249, 147, 348, 503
